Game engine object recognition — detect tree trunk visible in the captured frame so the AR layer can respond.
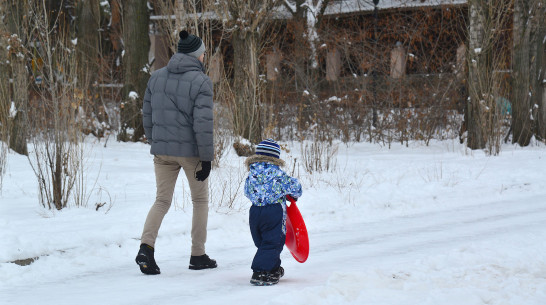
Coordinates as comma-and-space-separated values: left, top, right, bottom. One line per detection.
120, 0, 150, 142
76, 0, 101, 82
511, 0, 534, 146
5, 1, 29, 155
466, 2, 487, 149
232, 30, 262, 144
283, 1, 330, 131
531, 0, 546, 140
122, 0, 150, 91
219, 0, 278, 144
53, 146, 63, 210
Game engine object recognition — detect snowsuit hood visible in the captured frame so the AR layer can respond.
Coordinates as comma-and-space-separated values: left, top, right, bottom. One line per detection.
244, 159, 301, 207
245, 154, 285, 170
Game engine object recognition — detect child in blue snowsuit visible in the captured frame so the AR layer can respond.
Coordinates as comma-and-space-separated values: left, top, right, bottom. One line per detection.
244, 139, 302, 286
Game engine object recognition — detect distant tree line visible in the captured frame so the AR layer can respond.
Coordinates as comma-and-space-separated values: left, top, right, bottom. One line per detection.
0, 0, 544, 207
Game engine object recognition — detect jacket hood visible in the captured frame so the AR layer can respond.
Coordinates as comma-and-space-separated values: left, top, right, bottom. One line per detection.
247, 161, 284, 186
167, 53, 205, 74
245, 154, 285, 170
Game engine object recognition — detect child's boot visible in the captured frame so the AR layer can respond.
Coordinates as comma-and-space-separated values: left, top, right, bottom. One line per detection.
272, 266, 284, 280
250, 271, 279, 286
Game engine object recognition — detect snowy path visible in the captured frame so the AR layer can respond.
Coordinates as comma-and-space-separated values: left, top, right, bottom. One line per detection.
2, 140, 546, 304
315, 196, 546, 259
3, 196, 545, 305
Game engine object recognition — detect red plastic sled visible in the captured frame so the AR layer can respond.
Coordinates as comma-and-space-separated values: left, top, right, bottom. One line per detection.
285, 195, 309, 263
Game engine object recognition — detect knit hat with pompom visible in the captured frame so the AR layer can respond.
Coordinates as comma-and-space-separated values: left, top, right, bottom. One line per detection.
177, 30, 205, 58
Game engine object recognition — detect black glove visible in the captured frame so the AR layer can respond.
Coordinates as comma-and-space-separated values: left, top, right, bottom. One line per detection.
195, 161, 211, 181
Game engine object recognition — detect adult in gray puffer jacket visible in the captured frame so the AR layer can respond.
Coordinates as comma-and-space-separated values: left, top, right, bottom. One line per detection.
136, 30, 216, 275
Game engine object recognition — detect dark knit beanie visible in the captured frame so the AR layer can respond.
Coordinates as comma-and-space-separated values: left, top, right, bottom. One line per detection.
255, 139, 281, 159
177, 30, 205, 58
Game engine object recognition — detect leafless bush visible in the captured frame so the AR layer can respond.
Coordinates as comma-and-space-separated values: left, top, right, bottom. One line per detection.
173, 160, 247, 213
70, 143, 104, 209
300, 136, 338, 174
212, 104, 233, 166
209, 163, 247, 213
25, 0, 89, 210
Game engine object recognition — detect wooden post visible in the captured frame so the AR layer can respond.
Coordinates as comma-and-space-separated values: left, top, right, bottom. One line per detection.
390, 42, 406, 79
209, 54, 223, 84
456, 43, 466, 78
266, 52, 281, 81
326, 48, 341, 81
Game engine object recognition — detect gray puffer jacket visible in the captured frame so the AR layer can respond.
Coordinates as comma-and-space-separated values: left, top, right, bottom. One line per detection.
143, 53, 214, 161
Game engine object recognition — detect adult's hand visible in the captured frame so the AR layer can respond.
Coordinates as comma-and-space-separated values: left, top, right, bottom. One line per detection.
195, 161, 211, 181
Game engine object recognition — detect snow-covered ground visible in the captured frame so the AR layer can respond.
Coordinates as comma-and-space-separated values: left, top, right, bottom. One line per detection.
1, 138, 545, 305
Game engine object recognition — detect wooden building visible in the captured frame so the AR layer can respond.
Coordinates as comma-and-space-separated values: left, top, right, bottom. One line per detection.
148, 0, 515, 111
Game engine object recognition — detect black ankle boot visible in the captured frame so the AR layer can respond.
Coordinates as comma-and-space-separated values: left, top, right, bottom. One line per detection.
135, 244, 160, 275
189, 254, 217, 270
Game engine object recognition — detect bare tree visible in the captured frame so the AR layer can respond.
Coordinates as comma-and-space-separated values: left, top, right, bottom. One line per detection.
214, 0, 281, 144
511, 0, 546, 145
280, 0, 330, 134
75, 0, 101, 82
2, 0, 30, 156
466, 0, 512, 154
282, 0, 330, 70
0, 0, 32, 189
118, 0, 150, 142
535, 1, 546, 141
0, 27, 11, 188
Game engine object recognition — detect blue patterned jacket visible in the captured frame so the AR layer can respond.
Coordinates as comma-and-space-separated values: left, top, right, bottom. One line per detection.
244, 155, 302, 207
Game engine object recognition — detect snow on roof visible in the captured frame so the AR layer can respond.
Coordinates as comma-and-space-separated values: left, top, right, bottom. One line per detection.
323, 0, 468, 16
273, 0, 467, 19
151, 0, 468, 22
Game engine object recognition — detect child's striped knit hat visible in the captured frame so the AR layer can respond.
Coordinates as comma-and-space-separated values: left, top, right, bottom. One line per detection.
255, 139, 281, 159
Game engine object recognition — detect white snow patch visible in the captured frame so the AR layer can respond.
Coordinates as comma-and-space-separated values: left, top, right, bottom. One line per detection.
9, 102, 17, 118
128, 91, 139, 100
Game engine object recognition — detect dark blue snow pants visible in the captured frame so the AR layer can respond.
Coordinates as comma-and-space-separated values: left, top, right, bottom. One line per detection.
249, 203, 286, 272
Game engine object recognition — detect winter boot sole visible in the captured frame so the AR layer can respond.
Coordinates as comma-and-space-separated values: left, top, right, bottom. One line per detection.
135, 254, 160, 275
188, 263, 217, 270
250, 278, 279, 286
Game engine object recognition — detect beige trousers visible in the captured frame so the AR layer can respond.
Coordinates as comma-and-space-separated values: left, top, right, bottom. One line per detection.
140, 155, 209, 256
